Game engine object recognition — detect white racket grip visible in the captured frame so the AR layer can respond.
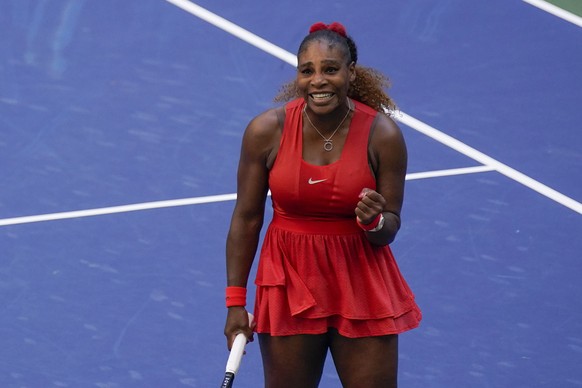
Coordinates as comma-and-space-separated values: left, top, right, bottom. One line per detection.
225, 333, 246, 374
225, 313, 254, 374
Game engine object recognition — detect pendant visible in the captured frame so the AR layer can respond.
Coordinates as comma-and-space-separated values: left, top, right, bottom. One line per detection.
323, 141, 333, 152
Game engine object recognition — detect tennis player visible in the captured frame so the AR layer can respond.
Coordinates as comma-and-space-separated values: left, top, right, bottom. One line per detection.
224, 22, 421, 388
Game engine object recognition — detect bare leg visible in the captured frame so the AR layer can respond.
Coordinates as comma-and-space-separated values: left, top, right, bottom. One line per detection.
329, 329, 399, 388
258, 333, 329, 388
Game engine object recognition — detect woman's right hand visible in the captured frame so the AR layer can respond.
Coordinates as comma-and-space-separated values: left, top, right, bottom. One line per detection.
224, 306, 255, 350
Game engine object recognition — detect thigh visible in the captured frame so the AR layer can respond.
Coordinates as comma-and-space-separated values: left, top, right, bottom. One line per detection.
329, 329, 399, 388
258, 333, 329, 388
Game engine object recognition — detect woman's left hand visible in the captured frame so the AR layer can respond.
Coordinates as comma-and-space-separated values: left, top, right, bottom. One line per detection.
355, 187, 386, 224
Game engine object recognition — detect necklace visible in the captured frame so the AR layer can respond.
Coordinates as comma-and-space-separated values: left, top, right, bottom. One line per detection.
303, 99, 353, 152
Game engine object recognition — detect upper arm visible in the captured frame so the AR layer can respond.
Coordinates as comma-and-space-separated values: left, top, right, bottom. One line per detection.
233, 108, 282, 220
369, 114, 408, 216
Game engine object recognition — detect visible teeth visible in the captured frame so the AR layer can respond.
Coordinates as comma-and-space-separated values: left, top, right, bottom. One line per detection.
312, 93, 333, 99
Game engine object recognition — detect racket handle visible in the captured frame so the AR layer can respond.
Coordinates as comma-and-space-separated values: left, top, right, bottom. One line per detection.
225, 333, 246, 374
225, 313, 254, 374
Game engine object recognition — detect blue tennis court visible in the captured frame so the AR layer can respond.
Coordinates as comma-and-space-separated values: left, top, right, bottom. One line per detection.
1, 0, 581, 387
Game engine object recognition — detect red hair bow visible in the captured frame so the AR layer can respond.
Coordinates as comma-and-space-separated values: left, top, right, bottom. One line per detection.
309, 22, 347, 38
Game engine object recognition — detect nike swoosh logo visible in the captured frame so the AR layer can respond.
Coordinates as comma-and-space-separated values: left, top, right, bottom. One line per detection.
308, 178, 327, 185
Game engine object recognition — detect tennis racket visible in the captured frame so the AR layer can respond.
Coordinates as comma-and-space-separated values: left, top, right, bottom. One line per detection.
220, 313, 254, 388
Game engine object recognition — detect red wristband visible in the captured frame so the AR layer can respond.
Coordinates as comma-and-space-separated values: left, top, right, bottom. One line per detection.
225, 286, 247, 307
357, 213, 382, 231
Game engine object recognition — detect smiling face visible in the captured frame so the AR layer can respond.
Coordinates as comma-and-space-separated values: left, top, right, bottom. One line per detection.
296, 39, 355, 116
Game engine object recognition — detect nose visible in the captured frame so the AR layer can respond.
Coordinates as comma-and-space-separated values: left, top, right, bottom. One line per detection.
310, 71, 327, 87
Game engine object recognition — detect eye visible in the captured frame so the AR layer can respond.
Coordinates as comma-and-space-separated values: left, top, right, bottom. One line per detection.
325, 67, 339, 74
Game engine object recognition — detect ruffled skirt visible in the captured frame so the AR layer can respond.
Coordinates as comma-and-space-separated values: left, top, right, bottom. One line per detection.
254, 214, 421, 338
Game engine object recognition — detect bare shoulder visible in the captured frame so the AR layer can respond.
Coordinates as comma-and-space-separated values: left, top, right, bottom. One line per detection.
370, 113, 405, 146
245, 107, 283, 141
241, 106, 284, 166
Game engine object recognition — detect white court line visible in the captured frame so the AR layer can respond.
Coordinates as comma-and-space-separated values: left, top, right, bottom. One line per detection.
165, 0, 581, 215
0, 194, 235, 227
406, 165, 495, 180
0, 167, 495, 227
396, 113, 582, 214
165, 0, 297, 66
523, 0, 582, 28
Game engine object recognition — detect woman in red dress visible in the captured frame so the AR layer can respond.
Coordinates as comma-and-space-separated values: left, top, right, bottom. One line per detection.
224, 22, 421, 387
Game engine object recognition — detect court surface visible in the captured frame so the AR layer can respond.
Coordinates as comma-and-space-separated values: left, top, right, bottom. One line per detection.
1, 1, 581, 387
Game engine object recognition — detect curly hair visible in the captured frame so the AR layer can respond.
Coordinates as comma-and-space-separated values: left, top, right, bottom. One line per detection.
274, 26, 397, 115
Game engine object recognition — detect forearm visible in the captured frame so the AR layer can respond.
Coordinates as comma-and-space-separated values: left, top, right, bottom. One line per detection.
364, 211, 401, 246
224, 217, 260, 348
225, 213, 264, 287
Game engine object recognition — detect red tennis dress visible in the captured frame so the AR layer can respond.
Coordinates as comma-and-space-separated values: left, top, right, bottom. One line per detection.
253, 98, 421, 338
